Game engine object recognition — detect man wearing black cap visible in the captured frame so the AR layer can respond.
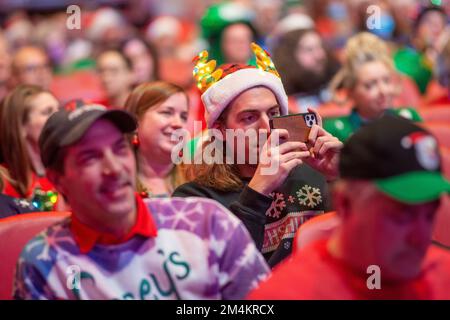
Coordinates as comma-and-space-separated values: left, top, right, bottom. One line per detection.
249, 115, 450, 299
13, 103, 269, 300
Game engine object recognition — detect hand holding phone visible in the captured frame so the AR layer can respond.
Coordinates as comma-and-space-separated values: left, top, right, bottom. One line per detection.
269, 112, 318, 143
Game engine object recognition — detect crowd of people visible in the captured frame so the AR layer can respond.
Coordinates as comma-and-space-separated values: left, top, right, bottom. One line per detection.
1, 0, 450, 300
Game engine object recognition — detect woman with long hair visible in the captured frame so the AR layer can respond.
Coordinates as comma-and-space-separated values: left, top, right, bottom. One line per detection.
272, 27, 340, 112
0, 169, 38, 218
124, 81, 189, 197
121, 37, 159, 85
0, 84, 59, 209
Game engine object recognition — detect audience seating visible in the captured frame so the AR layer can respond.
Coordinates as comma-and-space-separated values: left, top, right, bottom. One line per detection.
421, 123, 450, 149
419, 108, 450, 124
433, 195, 450, 248
293, 212, 340, 252
0, 212, 71, 300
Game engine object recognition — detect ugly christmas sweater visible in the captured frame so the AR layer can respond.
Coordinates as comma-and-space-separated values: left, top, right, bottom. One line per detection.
173, 165, 331, 268
13, 196, 269, 300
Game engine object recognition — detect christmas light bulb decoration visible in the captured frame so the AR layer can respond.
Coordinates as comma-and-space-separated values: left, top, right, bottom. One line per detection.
31, 188, 58, 211
251, 42, 280, 78
193, 50, 223, 93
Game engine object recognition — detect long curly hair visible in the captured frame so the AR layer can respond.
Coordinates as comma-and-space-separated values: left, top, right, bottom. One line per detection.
272, 28, 340, 96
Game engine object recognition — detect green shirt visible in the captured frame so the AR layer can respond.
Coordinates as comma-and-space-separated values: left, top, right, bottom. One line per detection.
323, 107, 422, 143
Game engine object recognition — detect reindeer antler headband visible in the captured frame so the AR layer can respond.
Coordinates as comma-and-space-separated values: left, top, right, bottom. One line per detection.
193, 43, 288, 127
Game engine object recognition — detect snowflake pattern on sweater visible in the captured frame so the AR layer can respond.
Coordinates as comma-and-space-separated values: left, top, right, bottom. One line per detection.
13, 197, 269, 300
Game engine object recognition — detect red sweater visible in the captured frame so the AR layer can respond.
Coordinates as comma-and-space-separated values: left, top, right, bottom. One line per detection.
2, 173, 55, 200
248, 239, 450, 300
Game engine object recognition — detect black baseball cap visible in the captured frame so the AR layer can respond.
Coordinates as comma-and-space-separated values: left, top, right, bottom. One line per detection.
39, 103, 137, 168
339, 114, 450, 204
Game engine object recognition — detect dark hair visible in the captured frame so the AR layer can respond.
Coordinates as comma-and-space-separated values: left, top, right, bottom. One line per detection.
438, 37, 450, 87
414, 6, 447, 31
96, 49, 133, 71
0, 168, 4, 191
120, 37, 160, 81
272, 28, 339, 95
46, 147, 67, 175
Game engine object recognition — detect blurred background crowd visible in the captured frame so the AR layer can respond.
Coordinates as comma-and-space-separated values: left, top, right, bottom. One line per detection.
0, 0, 448, 121
0, 0, 449, 206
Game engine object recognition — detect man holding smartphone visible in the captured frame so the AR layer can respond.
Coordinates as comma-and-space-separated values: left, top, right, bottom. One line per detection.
249, 115, 450, 299
174, 43, 343, 267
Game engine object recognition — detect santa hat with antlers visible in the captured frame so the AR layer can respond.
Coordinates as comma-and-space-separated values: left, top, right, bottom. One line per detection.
193, 43, 288, 127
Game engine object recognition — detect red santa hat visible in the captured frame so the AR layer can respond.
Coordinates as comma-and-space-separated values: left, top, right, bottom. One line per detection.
193, 43, 288, 127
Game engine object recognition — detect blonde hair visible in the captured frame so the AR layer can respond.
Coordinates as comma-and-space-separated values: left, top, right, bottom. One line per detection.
329, 32, 395, 101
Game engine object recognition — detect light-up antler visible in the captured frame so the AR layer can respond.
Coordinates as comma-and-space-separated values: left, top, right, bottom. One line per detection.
192, 50, 223, 93
251, 42, 280, 78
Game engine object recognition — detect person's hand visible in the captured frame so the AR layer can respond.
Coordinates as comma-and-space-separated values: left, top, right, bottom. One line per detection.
248, 129, 310, 196
303, 108, 343, 181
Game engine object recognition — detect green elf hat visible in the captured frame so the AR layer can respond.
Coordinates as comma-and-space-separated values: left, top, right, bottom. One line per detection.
200, 2, 256, 66
394, 48, 433, 94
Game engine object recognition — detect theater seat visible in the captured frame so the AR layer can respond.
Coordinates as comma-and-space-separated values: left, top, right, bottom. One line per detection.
51, 70, 106, 105
392, 74, 421, 108
0, 212, 71, 300
441, 147, 450, 180
318, 105, 352, 119
419, 108, 450, 124
422, 80, 448, 106
433, 195, 450, 248
294, 211, 340, 252
421, 123, 450, 149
